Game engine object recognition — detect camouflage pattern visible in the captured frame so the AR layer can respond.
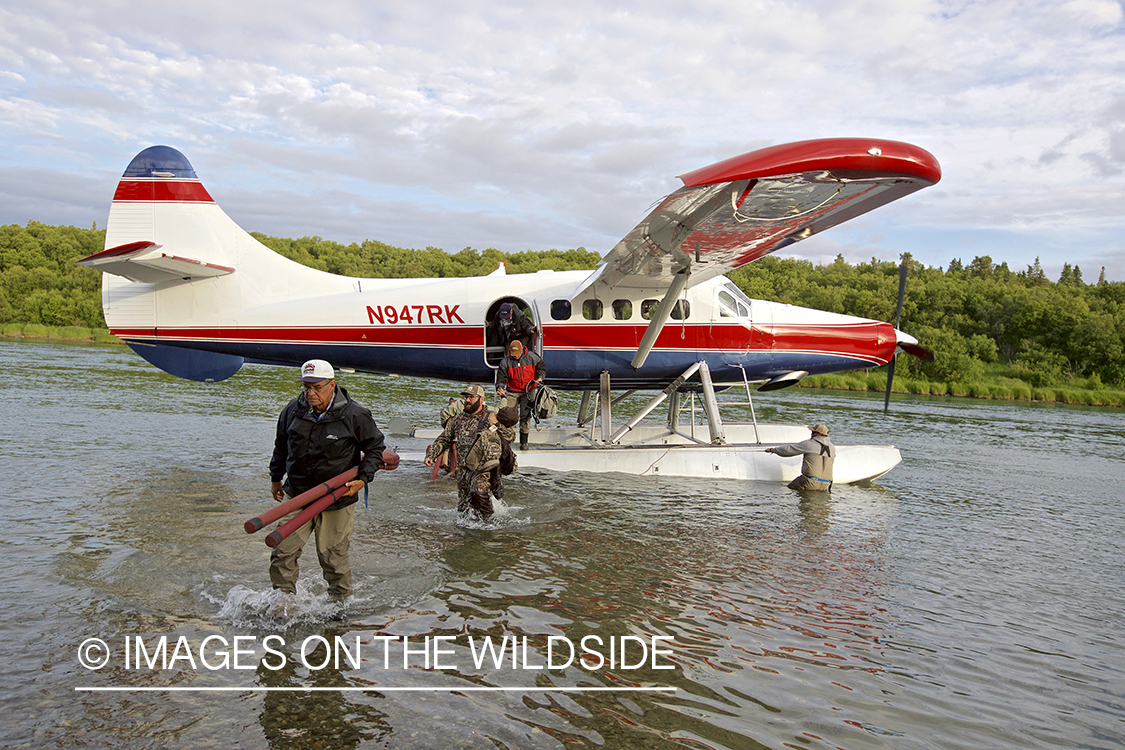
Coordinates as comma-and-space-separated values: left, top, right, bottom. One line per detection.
426, 406, 515, 519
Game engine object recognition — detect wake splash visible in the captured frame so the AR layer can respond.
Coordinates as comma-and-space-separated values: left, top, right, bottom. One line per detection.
213, 584, 364, 630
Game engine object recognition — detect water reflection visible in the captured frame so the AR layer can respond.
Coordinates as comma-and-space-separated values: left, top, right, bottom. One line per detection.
256, 632, 391, 750
796, 492, 832, 536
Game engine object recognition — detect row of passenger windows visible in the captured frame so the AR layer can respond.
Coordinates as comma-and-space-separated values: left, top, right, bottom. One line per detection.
551, 299, 691, 321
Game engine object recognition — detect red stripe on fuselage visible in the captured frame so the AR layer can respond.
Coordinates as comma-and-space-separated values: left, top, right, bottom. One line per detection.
110, 326, 483, 347
113, 179, 214, 203
109, 320, 897, 363
545, 323, 737, 350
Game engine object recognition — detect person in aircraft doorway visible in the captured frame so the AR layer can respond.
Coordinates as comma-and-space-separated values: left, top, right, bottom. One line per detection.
489, 302, 538, 352
765, 423, 836, 491
496, 339, 546, 450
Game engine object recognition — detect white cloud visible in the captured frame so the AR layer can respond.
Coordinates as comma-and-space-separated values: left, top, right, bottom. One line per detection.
0, 0, 1123, 278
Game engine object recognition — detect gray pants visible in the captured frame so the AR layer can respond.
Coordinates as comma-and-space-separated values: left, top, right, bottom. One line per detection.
788, 475, 832, 491
504, 392, 534, 433
269, 502, 356, 599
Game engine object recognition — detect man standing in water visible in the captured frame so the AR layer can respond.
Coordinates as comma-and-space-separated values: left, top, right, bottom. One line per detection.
424, 385, 514, 521
765, 423, 836, 491
269, 359, 386, 601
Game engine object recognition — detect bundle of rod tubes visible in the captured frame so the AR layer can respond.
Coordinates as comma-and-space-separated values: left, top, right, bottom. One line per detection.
244, 450, 399, 547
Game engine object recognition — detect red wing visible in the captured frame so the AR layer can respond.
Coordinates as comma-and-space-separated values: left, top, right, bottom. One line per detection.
586, 138, 941, 293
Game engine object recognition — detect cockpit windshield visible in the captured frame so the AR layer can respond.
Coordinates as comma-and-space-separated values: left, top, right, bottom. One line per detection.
717, 283, 752, 319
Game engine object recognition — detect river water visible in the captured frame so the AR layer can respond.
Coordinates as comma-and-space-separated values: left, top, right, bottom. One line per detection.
1, 339, 1123, 749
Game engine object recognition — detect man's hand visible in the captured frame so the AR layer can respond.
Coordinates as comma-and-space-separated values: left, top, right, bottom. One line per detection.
424, 456, 434, 466
343, 479, 366, 497
271, 481, 285, 503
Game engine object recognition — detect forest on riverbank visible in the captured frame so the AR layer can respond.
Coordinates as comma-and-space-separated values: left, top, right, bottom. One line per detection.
3, 221, 1123, 405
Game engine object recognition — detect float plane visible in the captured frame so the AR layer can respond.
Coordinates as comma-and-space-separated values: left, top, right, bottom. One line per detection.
80, 139, 940, 483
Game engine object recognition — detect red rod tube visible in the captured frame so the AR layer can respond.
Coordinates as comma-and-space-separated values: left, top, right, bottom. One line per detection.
244, 467, 358, 534
264, 483, 352, 549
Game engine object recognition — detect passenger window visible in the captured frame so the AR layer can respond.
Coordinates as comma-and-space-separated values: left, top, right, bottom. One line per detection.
582, 299, 604, 320
612, 299, 632, 320
718, 290, 737, 318
670, 300, 691, 320
717, 290, 748, 318
551, 299, 571, 320
640, 299, 659, 320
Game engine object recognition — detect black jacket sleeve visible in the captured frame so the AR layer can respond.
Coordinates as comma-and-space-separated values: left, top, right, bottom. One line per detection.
269, 401, 296, 482
496, 358, 510, 390
355, 410, 387, 485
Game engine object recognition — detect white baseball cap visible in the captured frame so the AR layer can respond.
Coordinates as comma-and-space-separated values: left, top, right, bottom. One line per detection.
300, 359, 335, 382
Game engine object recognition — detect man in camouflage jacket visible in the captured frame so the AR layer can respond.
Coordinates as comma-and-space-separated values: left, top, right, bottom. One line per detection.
424, 385, 515, 520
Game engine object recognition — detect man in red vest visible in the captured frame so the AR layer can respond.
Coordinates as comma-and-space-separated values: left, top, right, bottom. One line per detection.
496, 340, 546, 450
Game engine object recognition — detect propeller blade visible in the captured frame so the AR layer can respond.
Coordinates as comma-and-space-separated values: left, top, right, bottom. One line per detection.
883, 356, 897, 413
900, 342, 935, 362
884, 262, 908, 413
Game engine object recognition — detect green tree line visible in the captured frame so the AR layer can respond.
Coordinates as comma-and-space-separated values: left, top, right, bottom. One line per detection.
3, 221, 1123, 389
729, 254, 1125, 388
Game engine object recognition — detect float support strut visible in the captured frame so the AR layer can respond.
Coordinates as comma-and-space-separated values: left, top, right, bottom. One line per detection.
699, 361, 726, 445
610, 361, 702, 444
599, 370, 612, 443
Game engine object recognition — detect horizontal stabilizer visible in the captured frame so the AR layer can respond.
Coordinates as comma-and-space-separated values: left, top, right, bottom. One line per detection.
78, 241, 235, 284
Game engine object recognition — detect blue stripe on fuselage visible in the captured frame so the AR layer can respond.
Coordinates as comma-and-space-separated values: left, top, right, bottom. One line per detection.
120, 338, 876, 388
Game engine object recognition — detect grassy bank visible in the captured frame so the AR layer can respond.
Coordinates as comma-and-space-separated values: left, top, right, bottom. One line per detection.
801, 370, 1125, 408
1, 323, 122, 344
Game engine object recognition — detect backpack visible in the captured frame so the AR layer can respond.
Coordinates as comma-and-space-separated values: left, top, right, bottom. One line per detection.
532, 384, 558, 422
439, 398, 463, 426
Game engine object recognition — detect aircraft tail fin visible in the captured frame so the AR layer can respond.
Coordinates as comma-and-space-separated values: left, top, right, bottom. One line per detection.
81, 145, 331, 381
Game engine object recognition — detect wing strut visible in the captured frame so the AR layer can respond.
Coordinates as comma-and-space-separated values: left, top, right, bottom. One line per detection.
630, 269, 691, 370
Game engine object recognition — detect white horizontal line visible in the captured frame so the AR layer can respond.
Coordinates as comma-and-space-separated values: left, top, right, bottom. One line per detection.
76, 686, 676, 693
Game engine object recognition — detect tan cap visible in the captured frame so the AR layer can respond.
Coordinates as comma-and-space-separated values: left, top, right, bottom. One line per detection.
461, 384, 486, 398
811, 423, 830, 435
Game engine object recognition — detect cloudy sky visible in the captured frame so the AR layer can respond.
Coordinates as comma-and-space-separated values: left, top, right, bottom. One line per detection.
2, 0, 1123, 281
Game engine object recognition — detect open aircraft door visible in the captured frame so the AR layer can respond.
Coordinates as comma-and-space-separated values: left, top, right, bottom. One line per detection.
530, 299, 544, 357
484, 296, 538, 369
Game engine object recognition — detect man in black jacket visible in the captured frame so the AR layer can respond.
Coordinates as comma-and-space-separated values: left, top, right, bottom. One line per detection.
488, 302, 537, 352
269, 359, 386, 600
